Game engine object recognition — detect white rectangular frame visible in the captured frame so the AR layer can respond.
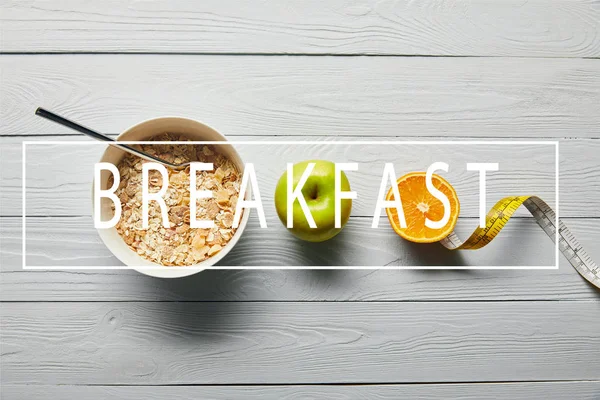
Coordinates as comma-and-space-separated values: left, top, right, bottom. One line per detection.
22, 140, 560, 270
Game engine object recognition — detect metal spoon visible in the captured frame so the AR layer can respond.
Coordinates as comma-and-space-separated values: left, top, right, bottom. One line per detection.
35, 107, 190, 170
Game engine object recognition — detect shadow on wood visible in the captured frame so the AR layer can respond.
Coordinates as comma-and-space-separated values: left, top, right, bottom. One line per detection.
133, 271, 251, 342
401, 241, 467, 267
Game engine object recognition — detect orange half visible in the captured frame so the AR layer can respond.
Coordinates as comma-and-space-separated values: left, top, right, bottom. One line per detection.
385, 173, 460, 243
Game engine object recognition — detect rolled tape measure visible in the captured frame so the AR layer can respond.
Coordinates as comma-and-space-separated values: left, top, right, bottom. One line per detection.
440, 196, 600, 289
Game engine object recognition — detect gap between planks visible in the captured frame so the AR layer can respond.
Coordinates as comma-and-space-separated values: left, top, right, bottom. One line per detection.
8, 379, 599, 387
1, 52, 599, 59
1, 300, 598, 303
2, 134, 600, 139
4, 216, 598, 219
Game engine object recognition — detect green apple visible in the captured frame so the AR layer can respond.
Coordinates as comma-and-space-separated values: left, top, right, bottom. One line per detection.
274, 160, 352, 242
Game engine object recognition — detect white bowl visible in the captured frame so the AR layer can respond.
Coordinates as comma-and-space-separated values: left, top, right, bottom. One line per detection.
92, 117, 250, 278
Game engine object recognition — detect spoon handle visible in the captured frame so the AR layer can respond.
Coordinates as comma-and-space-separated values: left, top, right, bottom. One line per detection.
35, 107, 115, 142
35, 107, 183, 169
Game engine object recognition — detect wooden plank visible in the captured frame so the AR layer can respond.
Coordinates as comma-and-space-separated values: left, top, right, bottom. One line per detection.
1, 0, 599, 57
3, 136, 579, 217
1, 301, 599, 384
2, 216, 599, 301
3, 382, 600, 400
1, 56, 599, 138
3, 137, 596, 217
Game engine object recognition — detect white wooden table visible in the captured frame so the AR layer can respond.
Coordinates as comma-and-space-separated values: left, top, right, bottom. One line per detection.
1, 1, 600, 398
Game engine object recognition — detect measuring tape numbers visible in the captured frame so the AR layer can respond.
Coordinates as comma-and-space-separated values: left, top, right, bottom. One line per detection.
440, 196, 599, 289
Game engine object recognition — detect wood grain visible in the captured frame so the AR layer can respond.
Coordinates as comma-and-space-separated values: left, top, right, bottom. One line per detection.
3, 382, 600, 400
2, 2, 600, 394
1, 0, 599, 57
3, 136, 579, 217
2, 56, 599, 138
2, 301, 599, 384
2, 216, 599, 301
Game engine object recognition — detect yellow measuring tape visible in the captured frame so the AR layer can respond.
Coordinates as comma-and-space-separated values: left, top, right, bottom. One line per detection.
440, 196, 599, 289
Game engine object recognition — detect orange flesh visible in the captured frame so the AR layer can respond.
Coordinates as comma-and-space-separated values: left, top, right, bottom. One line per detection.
386, 173, 460, 243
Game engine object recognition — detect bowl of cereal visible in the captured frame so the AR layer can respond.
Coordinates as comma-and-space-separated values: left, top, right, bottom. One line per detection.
93, 117, 249, 278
